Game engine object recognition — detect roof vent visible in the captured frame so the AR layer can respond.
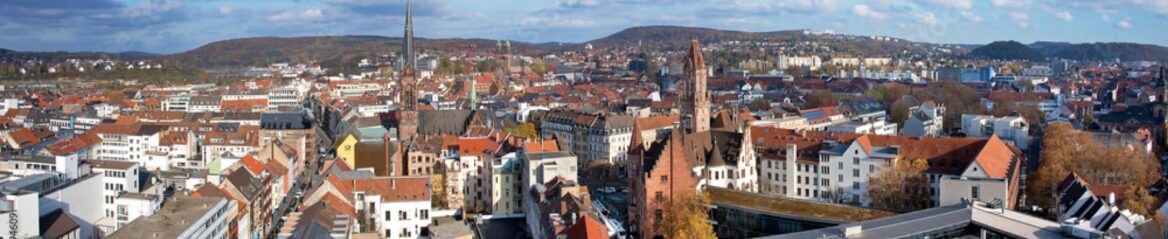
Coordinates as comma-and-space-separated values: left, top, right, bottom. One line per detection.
844, 225, 862, 236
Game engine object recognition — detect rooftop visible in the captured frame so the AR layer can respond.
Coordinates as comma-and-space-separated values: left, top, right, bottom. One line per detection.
707, 187, 895, 223
108, 196, 227, 239
762, 202, 1068, 239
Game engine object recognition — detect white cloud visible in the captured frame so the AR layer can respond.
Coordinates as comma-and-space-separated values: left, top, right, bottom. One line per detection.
218, 6, 233, 16
776, 0, 838, 13
266, 9, 324, 22
1116, 19, 1132, 29
992, 0, 1028, 8
960, 11, 983, 22
915, 12, 941, 28
923, 0, 972, 10
558, 0, 600, 8
1009, 11, 1030, 29
852, 4, 886, 20
519, 17, 596, 28
1053, 11, 1073, 21
1101, 14, 1110, 22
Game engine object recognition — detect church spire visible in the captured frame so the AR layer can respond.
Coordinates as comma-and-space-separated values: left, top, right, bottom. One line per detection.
402, 0, 415, 69
681, 40, 710, 134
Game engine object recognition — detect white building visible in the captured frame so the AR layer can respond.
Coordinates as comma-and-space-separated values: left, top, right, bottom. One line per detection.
109, 196, 234, 239
540, 110, 635, 163
489, 152, 523, 216
777, 55, 822, 70
901, 102, 945, 137
347, 177, 431, 239
754, 127, 1024, 209
961, 114, 1030, 150
825, 120, 898, 136
162, 95, 191, 112
90, 124, 168, 170
522, 151, 578, 191
268, 87, 303, 109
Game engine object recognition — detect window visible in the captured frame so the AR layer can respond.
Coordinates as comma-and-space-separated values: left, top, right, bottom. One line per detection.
853, 169, 859, 177
852, 182, 859, 189
385, 211, 392, 221
971, 186, 980, 199
421, 209, 429, 219
399, 211, 407, 220
821, 166, 829, 174
853, 157, 859, 165
869, 165, 874, 173
822, 178, 829, 187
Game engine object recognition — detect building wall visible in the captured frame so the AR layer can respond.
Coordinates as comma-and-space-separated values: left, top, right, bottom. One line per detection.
0, 192, 40, 238
937, 176, 1009, 208
40, 174, 105, 239
378, 200, 431, 239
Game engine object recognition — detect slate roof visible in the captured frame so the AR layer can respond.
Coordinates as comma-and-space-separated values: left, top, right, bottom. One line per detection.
260, 112, 312, 130
417, 109, 502, 135
39, 209, 80, 239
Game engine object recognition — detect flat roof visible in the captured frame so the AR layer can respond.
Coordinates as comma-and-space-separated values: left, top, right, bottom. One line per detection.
526, 151, 575, 161
761, 202, 1068, 239
708, 188, 895, 223
108, 196, 226, 239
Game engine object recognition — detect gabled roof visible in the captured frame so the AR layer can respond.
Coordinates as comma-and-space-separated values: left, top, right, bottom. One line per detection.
7, 128, 41, 148
331, 176, 430, 202
45, 133, 101, 156
560, 214, 608, 239
39, 209, 80, 239
239, 155, 266, 175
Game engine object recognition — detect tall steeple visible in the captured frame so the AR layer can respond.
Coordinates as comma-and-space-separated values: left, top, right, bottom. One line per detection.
681, 40, 711, 134
402, 0, 415, 69
397, 0, 419, 142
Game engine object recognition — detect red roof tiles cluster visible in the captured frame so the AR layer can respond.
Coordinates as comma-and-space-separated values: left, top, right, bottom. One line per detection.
45, 133, 101, 156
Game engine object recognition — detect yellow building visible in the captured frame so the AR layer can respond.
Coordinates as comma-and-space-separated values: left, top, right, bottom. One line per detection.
334, 133, 359, 168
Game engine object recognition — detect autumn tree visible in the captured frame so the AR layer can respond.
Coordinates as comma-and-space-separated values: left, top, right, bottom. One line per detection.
865, 84, 909, 106
657, 191, 716, 239
1121, 185, 1162, 219
748, 98, 771, 111
911, 81, 987, 129
868, 158, 931, 212
430, 166, 449, 209
803, 91, 840, 109
889, 97, 913, 125
503, 122, 538, 139
1026, 123, 1160, 216
530, 61, 547, 76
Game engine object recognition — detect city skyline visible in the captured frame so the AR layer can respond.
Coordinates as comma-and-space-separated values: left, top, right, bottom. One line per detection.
0, 0, 1166, 54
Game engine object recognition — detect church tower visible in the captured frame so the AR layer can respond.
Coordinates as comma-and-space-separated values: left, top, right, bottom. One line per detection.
681, 40, 710, 133
397, 0, 419, 142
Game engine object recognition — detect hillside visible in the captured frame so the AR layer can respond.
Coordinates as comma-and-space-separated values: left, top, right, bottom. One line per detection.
166, 36, 545, 69
0, 49, 160, 62
576, 26, 963, 57
969, 41, 1045, 61
1029, 41, 1168, 62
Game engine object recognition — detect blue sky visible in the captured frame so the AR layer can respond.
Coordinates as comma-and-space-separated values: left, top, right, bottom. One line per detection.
0, 0, 1165, 53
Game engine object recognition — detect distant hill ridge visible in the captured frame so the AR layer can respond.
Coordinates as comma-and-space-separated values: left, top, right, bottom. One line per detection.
2, 26, 1166, 68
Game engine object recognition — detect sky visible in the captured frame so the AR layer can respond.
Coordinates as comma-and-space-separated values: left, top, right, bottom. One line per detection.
0, 0, 1165, 54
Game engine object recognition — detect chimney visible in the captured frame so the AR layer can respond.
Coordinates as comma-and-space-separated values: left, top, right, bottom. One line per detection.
384, 132, 393, 176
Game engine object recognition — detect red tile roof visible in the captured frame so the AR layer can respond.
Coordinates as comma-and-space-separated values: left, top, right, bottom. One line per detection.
239, 155, 266, 175
330, 175, 430, 202
221, 99, 268, 112
7, 128, 40, 148
560, 214, 608, 239
45, 133, 101, 156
